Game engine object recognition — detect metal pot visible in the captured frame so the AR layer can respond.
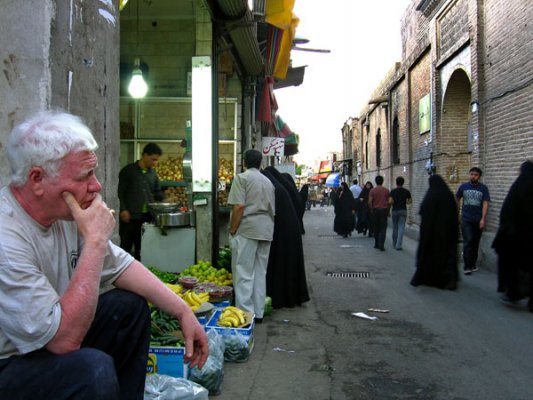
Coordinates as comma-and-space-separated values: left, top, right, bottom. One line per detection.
157, 212, 191, 227
148, 202, 180, 214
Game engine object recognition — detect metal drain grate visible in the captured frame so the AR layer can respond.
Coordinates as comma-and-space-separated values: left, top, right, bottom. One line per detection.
326, 272, 370, 279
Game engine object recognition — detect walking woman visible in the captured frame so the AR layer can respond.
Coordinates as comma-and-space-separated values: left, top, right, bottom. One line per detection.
333, 182, 356, 238
411, 174, 459, 290
356, 181, 374, 236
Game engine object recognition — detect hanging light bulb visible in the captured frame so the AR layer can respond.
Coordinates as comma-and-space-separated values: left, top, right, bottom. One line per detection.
128, 57, 148, 98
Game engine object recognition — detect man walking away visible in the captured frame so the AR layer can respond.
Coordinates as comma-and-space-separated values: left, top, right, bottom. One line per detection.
389, 176, 412, 250
369, 175, 390, 251
228, 149, 275, 323
456, 167, 490, 275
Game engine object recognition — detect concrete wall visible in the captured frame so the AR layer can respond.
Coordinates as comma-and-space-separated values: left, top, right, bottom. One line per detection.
0, 0, 121, 213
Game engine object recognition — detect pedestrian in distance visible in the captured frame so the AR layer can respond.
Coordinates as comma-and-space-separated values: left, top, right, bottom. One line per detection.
228, 149, 276, 324
298, 183, 309, 232
349, 179, 362, 199
369, 175, 390, 251
349, 179, 362, 227
388, 176, 412, 250
492, 160, 533, 312
356, 181, 374, 236
456, 167, 490, 275
118, 142, 164, 260
0, 111, 208, 399
333, 182, 356, 238
411, 174, 459, 290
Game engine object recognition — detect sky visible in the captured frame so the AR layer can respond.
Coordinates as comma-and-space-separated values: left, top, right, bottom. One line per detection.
275, 0, 412, 167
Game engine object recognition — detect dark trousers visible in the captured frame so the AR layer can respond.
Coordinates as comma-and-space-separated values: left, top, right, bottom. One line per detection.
0, 289, 151, 400
120, 213, 152, 260
373, 208, 389, 250
461, 220, 482, 269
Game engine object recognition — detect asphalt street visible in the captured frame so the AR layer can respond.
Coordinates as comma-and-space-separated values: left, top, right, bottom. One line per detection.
214, 205, 533, 400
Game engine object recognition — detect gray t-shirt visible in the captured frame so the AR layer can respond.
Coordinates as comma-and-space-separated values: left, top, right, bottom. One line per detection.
227, 168, 275, 241
0, 186, 134, 359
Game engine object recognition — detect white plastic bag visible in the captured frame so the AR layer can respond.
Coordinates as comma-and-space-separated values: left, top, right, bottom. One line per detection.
144, 374, 208, 400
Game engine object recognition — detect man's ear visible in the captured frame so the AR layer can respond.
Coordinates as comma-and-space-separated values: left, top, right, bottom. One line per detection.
28, 166, 46, 196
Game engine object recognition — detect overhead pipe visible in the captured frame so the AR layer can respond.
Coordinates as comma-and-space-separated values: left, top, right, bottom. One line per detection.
216, 0, 263, 76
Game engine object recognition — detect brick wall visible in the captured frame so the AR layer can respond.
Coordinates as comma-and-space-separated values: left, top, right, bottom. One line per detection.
438, 68, 472, 190
389, 78, 415, 222
408, 51, 432, 225
482, 0, 533, 233
347, 0, 532, 269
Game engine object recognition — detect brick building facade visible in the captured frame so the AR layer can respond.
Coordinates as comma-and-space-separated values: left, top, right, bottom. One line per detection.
346, 0, 532, 269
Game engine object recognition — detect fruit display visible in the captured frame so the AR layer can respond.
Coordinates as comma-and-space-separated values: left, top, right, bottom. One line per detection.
154, 156, 184, 181
164, 186, 188, 207
217, 158, 234, 207
218, 188, 229, 206
218, 158, 234, 183
181, 290, 209, 311
179, 260, 232, 286
165, 282, 183, 295
217, 306, 246, 328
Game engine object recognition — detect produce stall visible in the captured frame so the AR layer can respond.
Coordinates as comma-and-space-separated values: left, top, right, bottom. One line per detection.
120, 97, 238, 260
145, 247, 265, 396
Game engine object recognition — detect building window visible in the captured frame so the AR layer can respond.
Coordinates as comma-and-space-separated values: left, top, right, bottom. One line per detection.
376, 128, 382, 168
392, 117, 400, 164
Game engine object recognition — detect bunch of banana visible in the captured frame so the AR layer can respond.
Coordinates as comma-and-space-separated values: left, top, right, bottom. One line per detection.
217, 306, 246, 328
165, 283, 183, 295
182, 290, 209, 311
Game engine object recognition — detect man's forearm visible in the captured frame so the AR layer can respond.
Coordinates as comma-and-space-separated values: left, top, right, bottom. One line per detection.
47, 240, 107, 354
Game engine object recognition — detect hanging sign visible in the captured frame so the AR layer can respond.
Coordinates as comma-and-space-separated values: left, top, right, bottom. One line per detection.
262, 137, 285, 156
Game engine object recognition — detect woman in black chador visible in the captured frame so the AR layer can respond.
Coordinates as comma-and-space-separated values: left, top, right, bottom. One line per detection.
411, 174, 459, 290
333, 182, 356, 238
356, 181, 374, 236
492, 160, 533, 311
262, 167, 310, 309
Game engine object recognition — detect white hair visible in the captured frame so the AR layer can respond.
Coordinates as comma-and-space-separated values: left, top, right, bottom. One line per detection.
7, 111, 98, 186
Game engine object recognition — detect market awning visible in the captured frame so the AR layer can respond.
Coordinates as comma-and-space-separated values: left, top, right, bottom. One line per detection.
310, 173, 329, 181
325, 172, 341, 188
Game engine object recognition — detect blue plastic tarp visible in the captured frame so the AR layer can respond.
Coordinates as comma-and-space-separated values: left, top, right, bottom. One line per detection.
325, 172, 341, 188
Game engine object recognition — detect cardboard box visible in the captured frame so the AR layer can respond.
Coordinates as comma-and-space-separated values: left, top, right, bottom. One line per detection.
147, 346, 187, 378
212, 299, 231, 309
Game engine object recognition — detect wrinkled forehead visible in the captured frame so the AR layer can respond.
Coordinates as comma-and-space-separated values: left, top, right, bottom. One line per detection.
61, 150, 98, 170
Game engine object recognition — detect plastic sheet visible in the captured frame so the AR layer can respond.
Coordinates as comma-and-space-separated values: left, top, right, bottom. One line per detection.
144, 374, 208, 400
188, 329, 225, 396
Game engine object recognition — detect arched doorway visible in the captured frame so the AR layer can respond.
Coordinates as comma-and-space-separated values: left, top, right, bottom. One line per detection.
440, 68, 472, 184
